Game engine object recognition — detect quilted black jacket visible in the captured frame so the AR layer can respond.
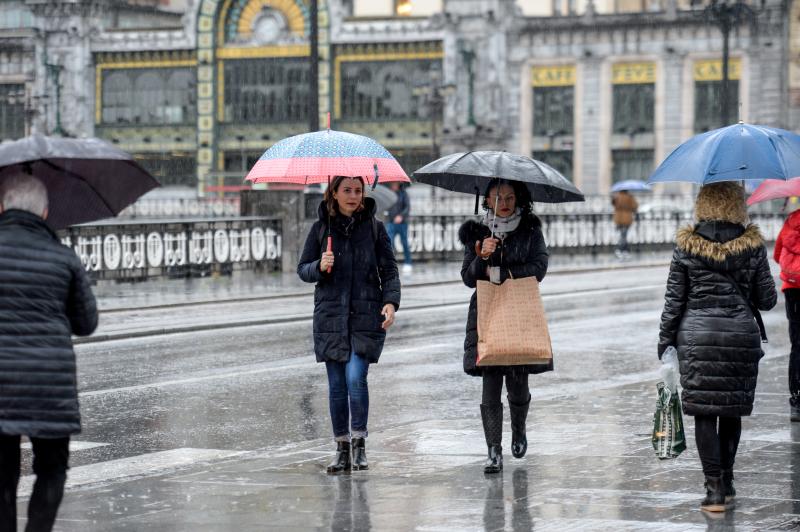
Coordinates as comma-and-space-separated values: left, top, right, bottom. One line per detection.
658, 221, 777, 417
297, 198, 400, 363
0, 209, 98, 437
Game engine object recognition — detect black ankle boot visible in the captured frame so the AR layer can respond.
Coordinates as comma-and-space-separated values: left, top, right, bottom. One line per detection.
326, 441, 351, 474
480, 404, 503, 474
352, 437, 368, 471
508, 395, 530, 459
721, 468, 735, 503
700, 475, 727, 512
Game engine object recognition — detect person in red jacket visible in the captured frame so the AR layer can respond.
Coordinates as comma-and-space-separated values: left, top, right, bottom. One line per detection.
774, 208, 800, 421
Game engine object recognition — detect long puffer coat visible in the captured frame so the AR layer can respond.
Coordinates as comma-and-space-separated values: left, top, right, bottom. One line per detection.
297, 198, 400, 363
658, 221, 777, 417
0, 209, 98, 438
458, 213, 550, 376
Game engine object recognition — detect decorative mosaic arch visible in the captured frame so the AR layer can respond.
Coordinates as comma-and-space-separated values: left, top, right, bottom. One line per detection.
193, 0, 329, 195
222, 0, 309, 43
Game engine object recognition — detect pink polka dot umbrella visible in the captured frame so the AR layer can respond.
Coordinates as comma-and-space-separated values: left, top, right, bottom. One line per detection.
245, 129, 410, 186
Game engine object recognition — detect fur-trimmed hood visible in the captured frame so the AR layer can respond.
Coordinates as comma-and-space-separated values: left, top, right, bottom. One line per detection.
676, 222, 764, 263
458, 212, 542, 247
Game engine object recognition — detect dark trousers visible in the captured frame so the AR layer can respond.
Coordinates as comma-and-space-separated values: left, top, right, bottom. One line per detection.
325, 352, 369, 440
694, 416, 741, 478
482, 372, 529, 405
0, 435, 69, 532
785, 289, 800, 404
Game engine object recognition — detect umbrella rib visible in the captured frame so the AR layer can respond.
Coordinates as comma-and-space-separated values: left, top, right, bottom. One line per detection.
39, 159, 117, 216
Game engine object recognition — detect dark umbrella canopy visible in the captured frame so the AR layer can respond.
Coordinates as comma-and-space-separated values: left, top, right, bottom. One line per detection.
0, 134, 159, 229
412, 151, 584, 203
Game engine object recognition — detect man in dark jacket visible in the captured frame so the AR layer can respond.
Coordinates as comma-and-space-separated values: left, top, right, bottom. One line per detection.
385, 182, 412, 273
0, 174, 98, 531
659, 182, 776, 513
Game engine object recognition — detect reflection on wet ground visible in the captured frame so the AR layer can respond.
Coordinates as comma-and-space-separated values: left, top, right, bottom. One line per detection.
14, 257, 800, 530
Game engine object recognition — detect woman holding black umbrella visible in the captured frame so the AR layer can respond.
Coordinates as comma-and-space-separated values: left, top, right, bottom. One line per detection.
458, 178, 550, 473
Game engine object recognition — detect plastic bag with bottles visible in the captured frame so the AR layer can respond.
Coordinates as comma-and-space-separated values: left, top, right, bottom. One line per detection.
652, 346, 686, 460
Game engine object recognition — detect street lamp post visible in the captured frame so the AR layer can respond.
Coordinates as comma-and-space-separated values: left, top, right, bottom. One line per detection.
700, 0, 766, 126
308, 0, 319, 132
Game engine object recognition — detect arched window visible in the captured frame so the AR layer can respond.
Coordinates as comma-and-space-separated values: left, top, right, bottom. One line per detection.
101, 68, 196, 125
165, 70, 196, 124
134, 72, 164, 124
102, 72, 132, 124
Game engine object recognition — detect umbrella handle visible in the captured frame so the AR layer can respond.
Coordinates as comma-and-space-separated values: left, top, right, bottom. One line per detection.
326, 236, 333, 273
372, 163, 379, 190
491, 194, 499, 239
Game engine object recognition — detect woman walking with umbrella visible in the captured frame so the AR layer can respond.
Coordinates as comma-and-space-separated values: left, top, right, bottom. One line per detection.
414, 151, 583, 474
458, 178, 549, 473
649, 123, 800, 511
246, 126, 407, 474
297, 176, 400, 473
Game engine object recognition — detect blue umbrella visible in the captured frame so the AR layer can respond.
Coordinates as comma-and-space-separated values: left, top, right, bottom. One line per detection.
648, 122, 800, 185
611, 179, 651, 193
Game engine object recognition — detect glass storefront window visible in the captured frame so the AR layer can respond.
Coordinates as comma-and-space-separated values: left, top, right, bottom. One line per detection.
101, 68, 196, 126
223, 58, 310, 123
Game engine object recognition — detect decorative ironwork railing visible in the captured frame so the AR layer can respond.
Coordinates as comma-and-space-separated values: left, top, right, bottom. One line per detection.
401, 212, 784, 260
62, 212, 782, 281
59, 217, 281, 281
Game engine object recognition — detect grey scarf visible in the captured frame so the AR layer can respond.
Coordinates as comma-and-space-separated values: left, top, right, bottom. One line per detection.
483, 208, 522, 239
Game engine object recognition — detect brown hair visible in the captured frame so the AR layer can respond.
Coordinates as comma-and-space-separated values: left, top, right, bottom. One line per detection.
694, 182, 748, 225
324, 175, 365, 217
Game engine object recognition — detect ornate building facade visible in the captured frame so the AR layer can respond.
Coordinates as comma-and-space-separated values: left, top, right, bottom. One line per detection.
0, 0, 793, 196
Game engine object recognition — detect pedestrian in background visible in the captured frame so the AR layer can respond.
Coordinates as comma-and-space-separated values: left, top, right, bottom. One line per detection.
458, 178, 549, 474
612, 189, 638, 258
773, 205, 800, 421
386, 182, 412, 273
659, 182, 776, 513
297, 175, 401, 474
0, 174, 98, 532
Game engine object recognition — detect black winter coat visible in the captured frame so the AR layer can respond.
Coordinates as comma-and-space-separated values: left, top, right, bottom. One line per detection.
297, 198, 401, 363
658, 222, 777, 417
0, 210, 98, 438
458, 214, 550, 376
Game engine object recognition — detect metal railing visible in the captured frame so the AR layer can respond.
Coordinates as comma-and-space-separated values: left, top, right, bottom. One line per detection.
59, 217, 282, 281
400, 212, 784, 261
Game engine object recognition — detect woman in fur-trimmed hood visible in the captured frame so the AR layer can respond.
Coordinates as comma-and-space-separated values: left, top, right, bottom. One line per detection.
658, 181, 776, 513
458, 178, 549, 474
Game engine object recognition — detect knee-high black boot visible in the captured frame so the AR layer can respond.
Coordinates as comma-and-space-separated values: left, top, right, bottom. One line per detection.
480, 404, 503, 474
508, 394, 530, 459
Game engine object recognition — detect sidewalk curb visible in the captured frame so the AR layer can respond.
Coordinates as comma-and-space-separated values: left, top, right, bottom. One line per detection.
98, 259, 670, 314
78, 264, 670, 345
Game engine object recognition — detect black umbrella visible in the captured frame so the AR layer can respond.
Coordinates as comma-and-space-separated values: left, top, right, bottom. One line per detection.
412, 151, 584, 208
0, 134, 160, 229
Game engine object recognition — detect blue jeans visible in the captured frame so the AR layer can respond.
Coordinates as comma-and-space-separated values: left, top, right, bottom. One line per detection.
325, 352, 369, 440
386, 222, 412, 265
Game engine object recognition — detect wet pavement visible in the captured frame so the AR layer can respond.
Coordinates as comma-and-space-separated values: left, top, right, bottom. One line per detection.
14, 252, 800, 531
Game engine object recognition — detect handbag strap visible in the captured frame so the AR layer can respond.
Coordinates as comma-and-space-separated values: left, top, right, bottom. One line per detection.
718, 270, 768, 343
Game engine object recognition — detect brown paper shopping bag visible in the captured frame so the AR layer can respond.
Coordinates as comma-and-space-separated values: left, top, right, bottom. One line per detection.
476, 276, 553, 366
